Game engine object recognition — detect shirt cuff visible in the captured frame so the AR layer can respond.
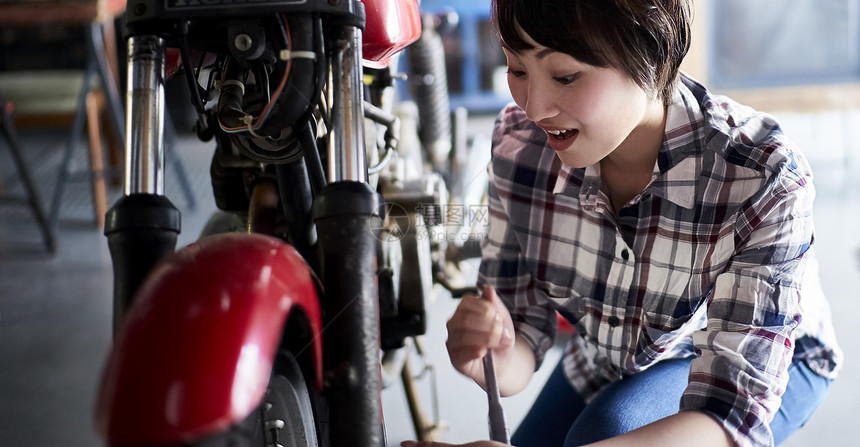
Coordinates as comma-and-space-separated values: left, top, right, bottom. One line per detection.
514, 321, 553, 371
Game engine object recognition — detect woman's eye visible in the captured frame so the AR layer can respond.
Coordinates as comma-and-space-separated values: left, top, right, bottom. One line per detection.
507, 69, 526, 78
554, 73, 582, 85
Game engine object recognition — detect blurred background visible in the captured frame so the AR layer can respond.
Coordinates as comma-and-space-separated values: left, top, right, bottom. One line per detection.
1, 0, 857, 445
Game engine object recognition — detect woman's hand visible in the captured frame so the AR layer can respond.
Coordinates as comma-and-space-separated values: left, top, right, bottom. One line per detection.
401, 441, 509, 447
445, 286, 516, 388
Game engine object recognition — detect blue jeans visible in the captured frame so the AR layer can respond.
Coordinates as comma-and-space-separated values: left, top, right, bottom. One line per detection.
511, 356, 831, 446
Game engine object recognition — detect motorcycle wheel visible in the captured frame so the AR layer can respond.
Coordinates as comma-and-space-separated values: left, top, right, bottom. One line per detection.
193, 351, 320, 447
199, 211, 246, 237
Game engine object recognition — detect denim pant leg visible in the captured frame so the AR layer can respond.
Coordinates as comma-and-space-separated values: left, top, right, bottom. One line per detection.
564, 357, 693, 446
514, 355, 831, 447
511, 359, 586, 447
771, 360, 832, 445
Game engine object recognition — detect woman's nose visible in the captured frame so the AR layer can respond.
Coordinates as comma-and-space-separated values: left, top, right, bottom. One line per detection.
523, 80, 558, 123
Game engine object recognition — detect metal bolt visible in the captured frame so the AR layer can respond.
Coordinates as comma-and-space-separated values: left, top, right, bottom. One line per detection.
265, 419, 286, 430
133, 3, 147, 15
234, 33, 253, 52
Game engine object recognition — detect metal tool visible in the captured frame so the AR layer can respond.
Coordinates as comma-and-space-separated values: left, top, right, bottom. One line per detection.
482, 288, 510, 444
483, 350, 510, 443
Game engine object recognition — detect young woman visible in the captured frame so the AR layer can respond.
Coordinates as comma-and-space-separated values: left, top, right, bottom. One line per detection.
406, 0, 842, 446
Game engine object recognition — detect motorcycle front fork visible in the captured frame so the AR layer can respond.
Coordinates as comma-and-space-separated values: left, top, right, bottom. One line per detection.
313, 24, 386, 446
105, 23, 387, 446
104, 34, 179, 334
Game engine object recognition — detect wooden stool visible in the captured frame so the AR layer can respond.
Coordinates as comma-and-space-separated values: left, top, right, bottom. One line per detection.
0, 0, 127, 229
0, 72, 116, 228
1, 0, 198, 232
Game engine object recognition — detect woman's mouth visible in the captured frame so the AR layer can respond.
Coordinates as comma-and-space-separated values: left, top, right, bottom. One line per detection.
546, 129, 577, 140
544, 128, 579, 152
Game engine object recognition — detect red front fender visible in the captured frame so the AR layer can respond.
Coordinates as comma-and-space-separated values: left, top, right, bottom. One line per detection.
95, 233, 322, 444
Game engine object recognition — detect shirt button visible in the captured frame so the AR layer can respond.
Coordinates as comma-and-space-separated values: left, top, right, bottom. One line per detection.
608, 316, 621, 327
620, 249, 629, 261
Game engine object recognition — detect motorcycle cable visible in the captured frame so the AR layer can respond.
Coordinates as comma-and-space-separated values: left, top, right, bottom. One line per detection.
217, 13, 295, 135
178, 19, 207, 117
257, 64, 271, 105
286, 14, 328, 140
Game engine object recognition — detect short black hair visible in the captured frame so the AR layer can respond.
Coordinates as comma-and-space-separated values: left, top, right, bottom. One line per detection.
492, 0, 692, 104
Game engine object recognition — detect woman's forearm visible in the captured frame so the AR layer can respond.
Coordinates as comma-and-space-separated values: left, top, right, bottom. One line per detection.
583, 411, 734, 447
471, 334, 536, 397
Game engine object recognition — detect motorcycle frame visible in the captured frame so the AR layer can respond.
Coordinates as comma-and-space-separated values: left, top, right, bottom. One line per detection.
98, 0, 422, 445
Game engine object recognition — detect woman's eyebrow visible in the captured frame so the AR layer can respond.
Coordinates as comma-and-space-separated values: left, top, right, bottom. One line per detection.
534, 48, 555, 59
500, 40, 555, 60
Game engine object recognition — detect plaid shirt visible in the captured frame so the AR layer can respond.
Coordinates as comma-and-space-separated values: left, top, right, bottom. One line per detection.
478, 75, 842, 447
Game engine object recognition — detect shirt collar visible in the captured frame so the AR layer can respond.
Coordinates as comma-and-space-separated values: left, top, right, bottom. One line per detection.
650, 76, 709, 209
552, 163, 605, 209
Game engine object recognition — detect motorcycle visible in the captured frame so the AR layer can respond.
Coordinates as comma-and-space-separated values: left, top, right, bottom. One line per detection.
93, 0, 484, 445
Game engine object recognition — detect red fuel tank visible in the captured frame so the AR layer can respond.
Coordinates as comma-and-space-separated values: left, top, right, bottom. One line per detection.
361, 0, 422, 68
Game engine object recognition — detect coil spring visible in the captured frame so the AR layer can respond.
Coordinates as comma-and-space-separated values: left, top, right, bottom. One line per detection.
408, 15, 452, 170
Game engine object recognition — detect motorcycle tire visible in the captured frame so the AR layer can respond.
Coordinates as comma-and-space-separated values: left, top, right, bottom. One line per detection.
191, 351, 320, 447
199, 211, 246, 237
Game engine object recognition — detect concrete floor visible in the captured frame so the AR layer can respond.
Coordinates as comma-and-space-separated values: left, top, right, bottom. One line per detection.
0, 109, 858, 446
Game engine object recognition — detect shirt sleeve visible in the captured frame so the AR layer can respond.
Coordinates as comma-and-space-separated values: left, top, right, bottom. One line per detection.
681, 163, 814, 447
476, 126, 557, 370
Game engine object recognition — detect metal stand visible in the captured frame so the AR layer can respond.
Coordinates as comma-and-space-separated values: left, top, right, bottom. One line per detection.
49, 21, 124, 229
0, 97, 57, 253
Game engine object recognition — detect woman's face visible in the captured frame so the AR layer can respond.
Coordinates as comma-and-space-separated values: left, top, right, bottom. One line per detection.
502, 35, 663, 169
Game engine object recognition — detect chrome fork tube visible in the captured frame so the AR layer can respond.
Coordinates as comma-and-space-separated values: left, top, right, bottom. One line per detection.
106, 35, 178, 332
125, 35, 166, 196
327, 26, 367, 184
